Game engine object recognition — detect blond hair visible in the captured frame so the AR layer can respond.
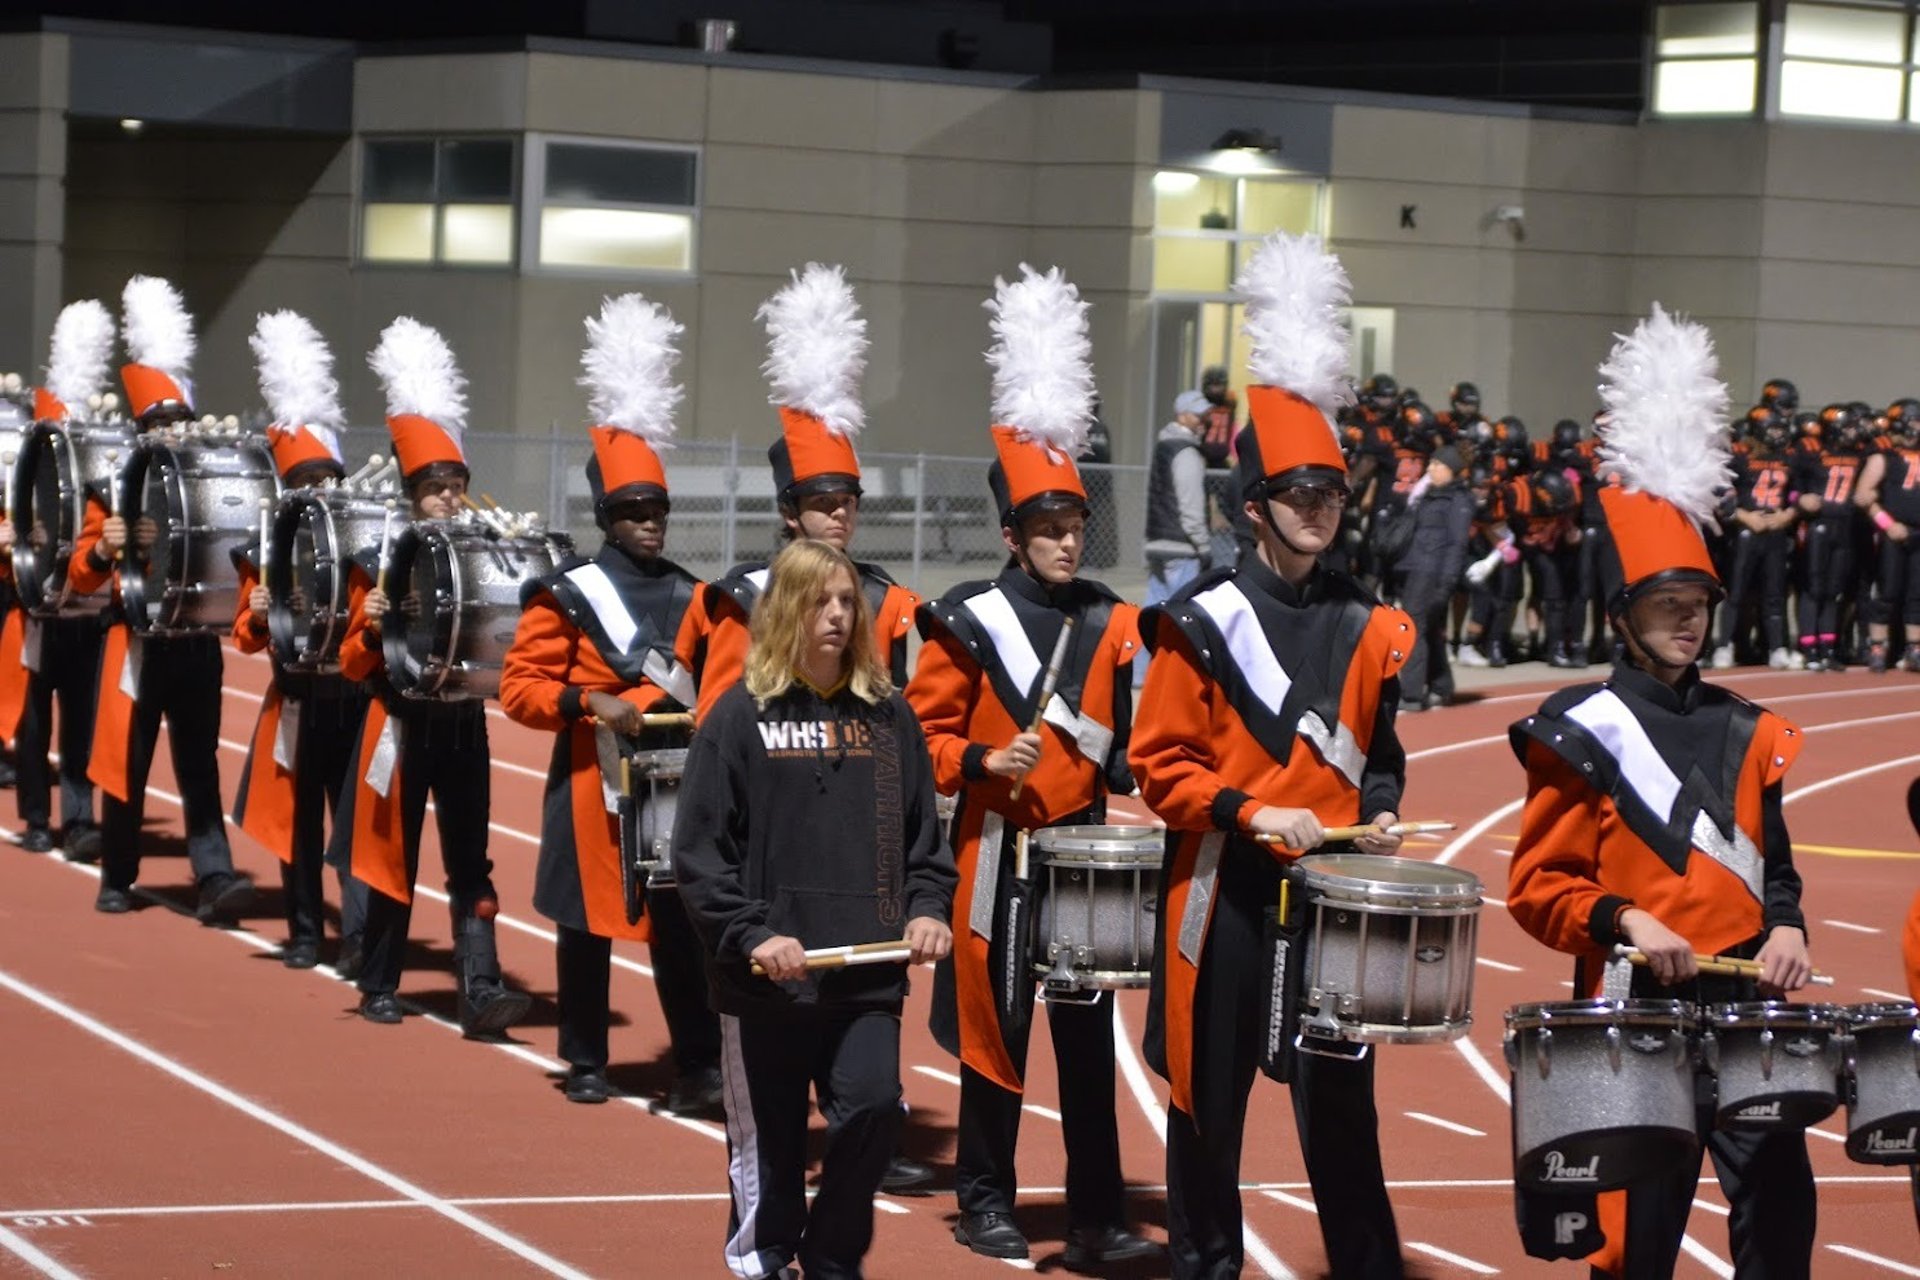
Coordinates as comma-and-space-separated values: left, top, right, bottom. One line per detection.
745, 539, 891, 706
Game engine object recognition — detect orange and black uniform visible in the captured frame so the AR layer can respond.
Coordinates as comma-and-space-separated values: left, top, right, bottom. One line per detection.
694, 559, 916, 724
1507, 662, 1813, 1276
904, 564, 1140, 1231
230, 539, 370, 956
1791, 442, 1863, 656
1132, 555, 1412, 1280
499, 542, 719, 1082
72, 488, 239, 896
1720, 448, 1796, 656
1867, 445, 1920, 635
7, 569, 100, 850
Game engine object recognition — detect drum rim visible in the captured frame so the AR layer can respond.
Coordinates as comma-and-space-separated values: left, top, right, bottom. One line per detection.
1031, 824, 1164, 854
1024, 964, 1151, 988
633, 747, 689, 775
1839, 1000, 1920, 1031
1295, 852, 1483, 899
381, 520, 460, 697
1505, 998, 1696, 1031
13, 421, 129, 617
269, 489, 359, 670
1706, 1000, 1843, 1029
118, 434, 280, 636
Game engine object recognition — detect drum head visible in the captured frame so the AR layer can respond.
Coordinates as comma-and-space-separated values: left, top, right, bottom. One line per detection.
269, 494, 325, 667
1298, 853, 1481, 897
121, 445, 182, 631
12, 424, 68, 612
381, 523, 455, 697
1032, 825, 1163, 860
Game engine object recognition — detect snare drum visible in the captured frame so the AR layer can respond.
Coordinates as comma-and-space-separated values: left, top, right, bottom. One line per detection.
1506, 1000, 1699, 1192
1840, 1002, 1920, 1164
1293, 853, 1481, 1046
269, 489, 397, 672
1030, 825, 1162, 1000
383, 518, 571, 700
11, 419, 136, 617
631, 749, 686, 889
1702, 1002, 1842, 1130
119, 431, 280, 635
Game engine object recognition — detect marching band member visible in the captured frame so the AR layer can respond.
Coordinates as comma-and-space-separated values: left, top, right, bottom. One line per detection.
1130, 234, 1413, 1280
230, 312, 369, 972
13, 301, 112, 859
1506, 306, 1814, 1277
694, 263, 919, 722
675, 537, 956, 1280
500, 295, 721, 1109
692, 262, 932, 1195
329, 318, 530, 1035
904, 266, 1156, 1266
79, 277, 254, 921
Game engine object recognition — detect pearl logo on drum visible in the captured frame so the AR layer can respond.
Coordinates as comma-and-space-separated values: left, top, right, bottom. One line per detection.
1540, 1150, 1600, 1184
1863, 1127, 1918, 1156
1734, 1101, 1781, 1121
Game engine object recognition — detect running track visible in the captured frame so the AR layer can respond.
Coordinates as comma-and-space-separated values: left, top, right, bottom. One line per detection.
2, 647, 1918, 1278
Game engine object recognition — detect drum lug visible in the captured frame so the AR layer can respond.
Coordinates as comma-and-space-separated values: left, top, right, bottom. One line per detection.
1041, 947, 1086, 1001
1502, 1032, 1518, 1073
1758, 1025, 1774, 1081
1700, 1027, 1719, 1074
1606, 1023, 1623, 1073
1537, 1026, 1551, 1079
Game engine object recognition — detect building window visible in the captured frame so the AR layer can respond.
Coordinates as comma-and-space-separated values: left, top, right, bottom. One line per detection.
1780, 2, 1909, 122
1149, 171, 1324, 295
529, 137, 698, 274
360, 137, 516, 266
1650, 3, 1759, 115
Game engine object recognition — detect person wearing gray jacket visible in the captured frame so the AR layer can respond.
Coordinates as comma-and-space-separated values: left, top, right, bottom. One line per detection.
1397, 444, 1476, 710
1139, 390, 1213, 682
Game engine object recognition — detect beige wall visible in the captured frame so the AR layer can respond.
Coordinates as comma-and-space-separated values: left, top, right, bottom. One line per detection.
0, 34, 69, 386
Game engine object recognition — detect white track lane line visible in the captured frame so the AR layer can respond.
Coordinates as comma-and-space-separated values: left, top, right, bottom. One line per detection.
1828, 1244, 1920, 1276
1474, 958, 1522, 973
1110, 1001, 1296, 1280
908, 1064, 1060, 1123
0, 967, 594, 1280
1406, 1240, 1499, 1275
1784, 749, 1920, 804
1435, 801, 1522, 867
1404, 1112, 1486, 1138
1261, 1190, 1316, 1213
1820, 919, 1881, 934
0, 1223, 84, 1280
1863, 988, 1910, 1001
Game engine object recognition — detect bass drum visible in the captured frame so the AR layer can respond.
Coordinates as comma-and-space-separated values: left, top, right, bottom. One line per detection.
383, 519, 572, 700
268, 489, 397, 673
119, 431, 280, 635
10, 419, 136, 617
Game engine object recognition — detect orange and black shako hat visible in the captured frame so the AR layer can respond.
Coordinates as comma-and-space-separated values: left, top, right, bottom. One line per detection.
36, 299, 115, 424
368, 317, 469, 488
1232, 233, 1355, 498
120, 276, 197, 425
758, 263, 867, 505
250, 310, 346, 483
983, 264, 1095, 525
1593, 303, 1734, 615
580, 292, 682, 522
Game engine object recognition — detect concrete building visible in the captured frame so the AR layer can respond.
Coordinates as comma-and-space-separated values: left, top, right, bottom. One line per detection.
5, 4, 1920, 479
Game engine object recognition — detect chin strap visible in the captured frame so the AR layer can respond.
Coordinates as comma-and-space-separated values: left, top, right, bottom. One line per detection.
1257, 497, 1317, 559
1613, 606, 1698, 673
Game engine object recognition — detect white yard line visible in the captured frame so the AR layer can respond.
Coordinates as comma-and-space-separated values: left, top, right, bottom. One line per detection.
1474, 957, 1522, 973
1406, 1241, 1500, 1275
1404, 1112, 1486, 1138
1820, 919, 1881, 935
0, 1224, 84, 1280
1827, 1244, 1920, 1277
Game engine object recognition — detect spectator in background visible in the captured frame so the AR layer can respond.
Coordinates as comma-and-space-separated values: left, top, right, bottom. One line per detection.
1197, 365, 1237, 467
1081, 398, 1115, 568
1139, 389, 1214, 684
1396, 444, 1476, 710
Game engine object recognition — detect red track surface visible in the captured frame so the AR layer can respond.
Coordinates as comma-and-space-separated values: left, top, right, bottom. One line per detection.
3, 648, 1919, 1278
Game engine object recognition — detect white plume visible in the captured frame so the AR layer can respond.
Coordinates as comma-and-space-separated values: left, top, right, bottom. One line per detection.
580, 294, 682, 445
1236, 232, 1354, 415
757, 263, 866, 436
984, 264, 1095, 457
120, 275, 195, 376
1595, 303, 1732, 527
250, 311, 343, 431
45, 300, 116, 409
368, 317, 467, 432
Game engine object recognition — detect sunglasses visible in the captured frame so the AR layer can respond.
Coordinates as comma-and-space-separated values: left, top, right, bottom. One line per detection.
1270, 485, 1350, 513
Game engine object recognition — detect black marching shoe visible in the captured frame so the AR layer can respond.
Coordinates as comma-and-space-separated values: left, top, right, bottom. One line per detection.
954, 1211, 1030, 1260
20, 826, 52, 854
664, 1065, 725, 1117
358, 992, 404, 1024
63, 823, 101, 863
195, 871, 254, 925
1063, 1224, 1164, 1271
94, 884, 133, 914
281, 939, 320, 970
879, 1153, 935, 1196
453, 908, 532, 1037
563, 1066, 611, 1105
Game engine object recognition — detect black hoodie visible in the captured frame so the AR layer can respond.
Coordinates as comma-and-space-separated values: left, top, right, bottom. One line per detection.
674, 679, 958, 1017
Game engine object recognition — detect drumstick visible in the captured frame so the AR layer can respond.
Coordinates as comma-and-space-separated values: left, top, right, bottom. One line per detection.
1014, 828, 1030, 880
103, 448, 122, 561
750, 940, 917, 975
1610, 944, 1836, 987
374, 499, 396, 594
1009, 618, 1075, 802
257, 497, 272, 574
586, 711, 696, 730
459, 491, 510, 535
1253, 820, 1457, 845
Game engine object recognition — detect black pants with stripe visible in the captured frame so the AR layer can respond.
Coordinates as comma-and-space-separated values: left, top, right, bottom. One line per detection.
357, 700, 497, 996
279, 681, 370, 949
719, 1008, 901, 1280
16, 615, 100, 834
1167, 848, 1403, 1280
101, 632, 235, 891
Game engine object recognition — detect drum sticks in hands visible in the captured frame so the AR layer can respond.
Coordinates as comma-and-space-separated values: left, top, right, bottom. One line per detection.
1253, 820, 1456, 846
1009, 618, 1075, 802
749, 939, 917, 976
1610, 944, 1836, 987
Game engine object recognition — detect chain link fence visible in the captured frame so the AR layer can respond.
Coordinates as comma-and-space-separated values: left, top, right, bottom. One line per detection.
337, 427, 1183, 604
